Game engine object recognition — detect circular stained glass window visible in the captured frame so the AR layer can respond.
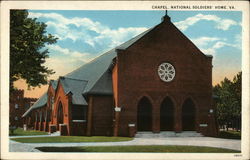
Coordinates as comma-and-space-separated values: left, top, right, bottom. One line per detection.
158, 62, 176, 82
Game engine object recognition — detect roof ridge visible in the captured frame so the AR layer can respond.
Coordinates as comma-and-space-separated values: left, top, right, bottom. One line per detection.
59, 76, 88, 97
62, 76, 88, 82
64, 48, 116, 77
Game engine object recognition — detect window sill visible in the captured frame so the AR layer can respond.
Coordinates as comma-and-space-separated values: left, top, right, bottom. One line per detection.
72, 120, 86, 123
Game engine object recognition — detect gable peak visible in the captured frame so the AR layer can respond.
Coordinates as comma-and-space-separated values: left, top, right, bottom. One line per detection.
161, 10, 171, 22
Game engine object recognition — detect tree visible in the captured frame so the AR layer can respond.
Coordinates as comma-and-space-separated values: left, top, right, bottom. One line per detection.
213, 72, 242, 131
10, 10, 57, 91
233, 72, 241, 107
231, 72, 242, 131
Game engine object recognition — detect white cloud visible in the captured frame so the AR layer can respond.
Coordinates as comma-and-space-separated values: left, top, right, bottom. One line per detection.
191, 36, 221, 47
214, 41, 240, 50
90, 27, 147, 49
201, 48, 216, 55
47, 45, 93, 62
213, 41, 227, 49
28, 12, 147, 49
28, 12, 149, 80
190, 36, 222, 55
174, 13, 239, 31
234, 34, 242, 49
198, 41, 239, 56
216, 19, 237, 30
190, 36, 241, 56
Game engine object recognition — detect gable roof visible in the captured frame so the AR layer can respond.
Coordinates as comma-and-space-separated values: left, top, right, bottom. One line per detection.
22, 80, 58, 117
59, 77, 88, 105
50, 80, 58, 90
22, 26, 153, 117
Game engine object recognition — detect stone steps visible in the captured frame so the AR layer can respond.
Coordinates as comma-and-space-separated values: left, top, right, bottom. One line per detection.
135, 131, 203, 138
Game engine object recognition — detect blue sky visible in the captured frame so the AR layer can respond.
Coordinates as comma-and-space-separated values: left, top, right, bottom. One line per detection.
15, 10, 242, 97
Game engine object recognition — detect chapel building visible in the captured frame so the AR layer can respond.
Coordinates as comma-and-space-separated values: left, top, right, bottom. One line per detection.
22, 13, 218, 137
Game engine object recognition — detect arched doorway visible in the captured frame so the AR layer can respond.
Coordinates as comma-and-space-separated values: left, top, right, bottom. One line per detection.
137, 97, 152, 131
160, 97, 174, 131
182, 98, 196, 131
57, 102, 64, 130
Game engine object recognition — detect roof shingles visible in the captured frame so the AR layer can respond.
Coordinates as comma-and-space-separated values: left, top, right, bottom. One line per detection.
22, 92, 47, 117
60, 77, 88, 105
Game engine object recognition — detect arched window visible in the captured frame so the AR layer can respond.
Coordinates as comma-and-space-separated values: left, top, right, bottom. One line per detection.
57, 102, 64, 125
137, 97, 152, 131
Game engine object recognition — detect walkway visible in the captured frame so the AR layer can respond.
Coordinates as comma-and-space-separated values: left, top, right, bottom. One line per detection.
9, 136, 241, 152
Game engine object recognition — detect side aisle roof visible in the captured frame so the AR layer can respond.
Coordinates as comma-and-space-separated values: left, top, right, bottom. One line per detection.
22, 80, 58, 117
22, 92, 47, 117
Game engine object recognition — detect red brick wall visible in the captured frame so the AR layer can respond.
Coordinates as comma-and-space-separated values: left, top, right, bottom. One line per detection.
9, 90, 24, 127
71, 122, 87, 136
115, 20, 215, 136
48, 84, 56, 124
53, 81, 72, 135
91, 95, 114, 136
10, 90, 37, 128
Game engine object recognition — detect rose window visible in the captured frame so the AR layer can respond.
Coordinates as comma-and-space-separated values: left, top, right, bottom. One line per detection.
158, 62, 176, 82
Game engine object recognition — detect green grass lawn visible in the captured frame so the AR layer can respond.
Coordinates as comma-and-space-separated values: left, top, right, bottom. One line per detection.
11, 136, 133, 143
36, 145, 240, 153
218, 130, 241, 139
9, 128, 48, 136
